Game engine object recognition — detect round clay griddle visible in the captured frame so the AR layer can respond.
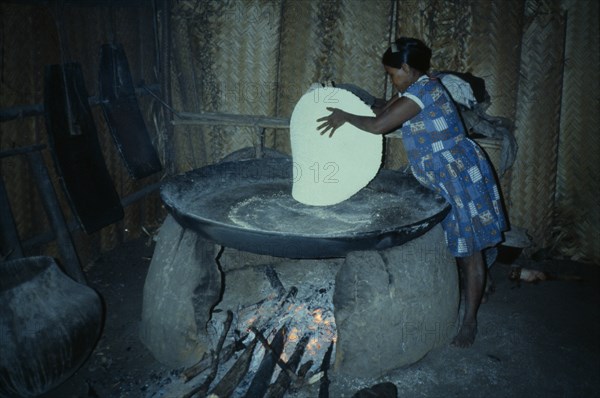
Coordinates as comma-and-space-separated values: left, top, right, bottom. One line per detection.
160, 158, 450, 258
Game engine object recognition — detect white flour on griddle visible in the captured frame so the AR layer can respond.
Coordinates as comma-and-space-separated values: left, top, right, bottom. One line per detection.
227, 189, 409, 236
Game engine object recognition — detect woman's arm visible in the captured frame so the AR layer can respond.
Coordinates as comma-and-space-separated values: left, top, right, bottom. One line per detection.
317, 96, 421, 137
371, 95, 399, 116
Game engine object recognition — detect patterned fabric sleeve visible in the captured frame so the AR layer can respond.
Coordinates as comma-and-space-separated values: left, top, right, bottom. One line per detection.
402, 78, 434, 110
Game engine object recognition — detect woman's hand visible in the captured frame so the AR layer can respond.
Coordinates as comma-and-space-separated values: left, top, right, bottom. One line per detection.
317, 107, 347, 137
315, 97, 420, 136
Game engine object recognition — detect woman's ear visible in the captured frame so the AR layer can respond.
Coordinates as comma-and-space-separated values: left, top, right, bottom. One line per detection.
401, 63, 411, 74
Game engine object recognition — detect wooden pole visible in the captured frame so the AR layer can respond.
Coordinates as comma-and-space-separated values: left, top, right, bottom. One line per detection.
0, 178, 24, 260
25, 151, 85, 284
173, 112, 290, 129
0, 85, 160, 123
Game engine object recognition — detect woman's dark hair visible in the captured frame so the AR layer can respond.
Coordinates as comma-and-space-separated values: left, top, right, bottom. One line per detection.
382, 37, 432, 72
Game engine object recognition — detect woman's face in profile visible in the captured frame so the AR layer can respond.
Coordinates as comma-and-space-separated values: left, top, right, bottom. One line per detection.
384, 64, 412, 93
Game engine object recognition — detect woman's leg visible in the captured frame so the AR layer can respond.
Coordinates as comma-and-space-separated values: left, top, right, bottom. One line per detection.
452, 251, 486, 347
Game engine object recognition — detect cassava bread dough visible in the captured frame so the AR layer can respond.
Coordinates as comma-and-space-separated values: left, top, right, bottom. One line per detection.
290, 86, 383, 206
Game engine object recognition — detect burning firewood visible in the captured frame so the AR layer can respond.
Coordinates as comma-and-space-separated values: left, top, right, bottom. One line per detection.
318, 340, 335, 397
238, 286, 298, 333
182, 338, 247, 383
265, 265, 287, 298
208, 338, 258, 398
181, 311, 234, 397
182, 310, 235, 383
289, 361, 314, 392
180, 263, 337, 398
250, 326, 299, 384
264, 334, 311, 398
243, 326, 288, 397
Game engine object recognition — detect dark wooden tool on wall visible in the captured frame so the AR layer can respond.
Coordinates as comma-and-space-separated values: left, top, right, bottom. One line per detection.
44, 63, 124, 234
44, 3, 123, 234
98, 42, 162, 179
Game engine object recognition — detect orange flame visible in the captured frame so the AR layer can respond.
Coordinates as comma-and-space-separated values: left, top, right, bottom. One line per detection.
306, 337, 322, 356
288, 327, 300, 342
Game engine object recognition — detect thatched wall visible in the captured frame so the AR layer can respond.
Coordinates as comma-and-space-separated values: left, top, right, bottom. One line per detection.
553, 0, 600, 262
1, 0, 598, 265
0, 2, 165, 267
168, 0, 392, 168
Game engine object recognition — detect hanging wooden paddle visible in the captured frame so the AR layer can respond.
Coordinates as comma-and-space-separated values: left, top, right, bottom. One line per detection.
98, 42, 162, 179
44, 3, 123, 234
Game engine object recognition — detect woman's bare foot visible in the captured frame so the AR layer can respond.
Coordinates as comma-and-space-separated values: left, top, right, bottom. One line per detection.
451, 321, 477, 348
454, 252, 485, 348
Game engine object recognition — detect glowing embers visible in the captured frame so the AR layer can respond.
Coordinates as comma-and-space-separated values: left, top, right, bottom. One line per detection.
180, 269, 338, 397
238, 298, 337, 373
235, 282, 338, 382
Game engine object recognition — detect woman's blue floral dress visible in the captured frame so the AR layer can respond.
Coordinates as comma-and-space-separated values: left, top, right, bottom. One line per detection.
400, 75, 507, 257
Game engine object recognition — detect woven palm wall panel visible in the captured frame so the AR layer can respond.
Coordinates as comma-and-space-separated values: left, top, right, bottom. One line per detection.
397, 0, 525, 121
464, 1, 524, 214
169, 1, 211, 171
467, 1, 524, 120
396, 0, 475, 71
172, 0, 391, 166
170, 0, 282, 169
169, 0, 392, 167
509, 1, 566, 254
555, 0, 600, 262
277, 0, 392, 155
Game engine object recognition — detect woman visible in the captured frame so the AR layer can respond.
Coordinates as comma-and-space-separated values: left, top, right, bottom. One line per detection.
317, 37, 507, 347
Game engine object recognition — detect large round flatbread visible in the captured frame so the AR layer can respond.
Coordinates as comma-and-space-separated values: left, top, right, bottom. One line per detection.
290, 87, 383, 206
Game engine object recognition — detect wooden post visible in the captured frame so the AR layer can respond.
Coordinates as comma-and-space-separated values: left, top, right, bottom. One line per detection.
25, 151, 85, 284
0, 178, 24, 260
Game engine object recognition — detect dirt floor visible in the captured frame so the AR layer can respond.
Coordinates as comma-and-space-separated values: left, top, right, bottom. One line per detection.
38, 237, 600, 398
